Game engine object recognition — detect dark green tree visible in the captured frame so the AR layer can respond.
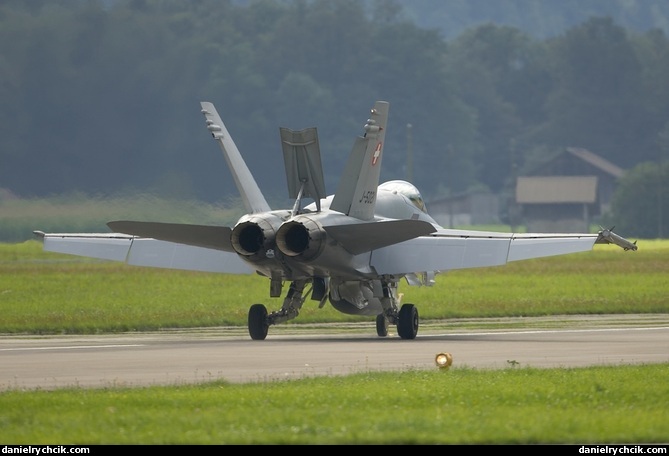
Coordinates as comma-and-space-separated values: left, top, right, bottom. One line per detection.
539, 17, 645, 169
3, 0, 669, 211
604, 160, 669, 239
630, 29, 669, 166
447, 24, 546, 193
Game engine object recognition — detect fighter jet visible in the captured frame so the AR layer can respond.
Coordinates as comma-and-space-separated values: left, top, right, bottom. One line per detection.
34, 100, 638, 340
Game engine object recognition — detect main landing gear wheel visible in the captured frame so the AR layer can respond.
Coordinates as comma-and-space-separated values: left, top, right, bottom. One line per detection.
397, 303, 419, 340
376, 314, 389, 337
248, 303, 269, 340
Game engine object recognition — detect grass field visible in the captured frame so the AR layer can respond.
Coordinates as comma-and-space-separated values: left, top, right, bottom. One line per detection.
1, 239, 668, 444
1, 365, 668, 444
1, 239, 667, 334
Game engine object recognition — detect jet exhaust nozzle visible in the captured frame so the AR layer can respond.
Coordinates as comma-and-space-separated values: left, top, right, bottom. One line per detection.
231, 216, 279, 258
276, 218, 325, 261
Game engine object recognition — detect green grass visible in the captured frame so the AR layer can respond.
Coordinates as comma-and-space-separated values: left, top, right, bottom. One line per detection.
0, 193, 245, 242
1, 240, 667, 334
1, 240, 668, 444
1, 365, 668, 444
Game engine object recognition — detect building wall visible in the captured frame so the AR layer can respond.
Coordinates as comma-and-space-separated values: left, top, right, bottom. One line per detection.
517, 148, 623, 232
521, 203, 595, 232
526, 218, 590, 233
428, 192, 500, 227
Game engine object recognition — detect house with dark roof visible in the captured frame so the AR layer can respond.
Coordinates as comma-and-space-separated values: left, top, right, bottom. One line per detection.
427, 190, 500, 228
515, 147, 625, 232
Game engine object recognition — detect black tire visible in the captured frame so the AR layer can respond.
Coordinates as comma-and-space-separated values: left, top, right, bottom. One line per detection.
397, 303, 419, 340
376, 314, 389, 337
248, 304, 269, 340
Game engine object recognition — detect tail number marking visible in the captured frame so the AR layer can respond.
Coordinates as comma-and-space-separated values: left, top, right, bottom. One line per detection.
359, 190, 376, 204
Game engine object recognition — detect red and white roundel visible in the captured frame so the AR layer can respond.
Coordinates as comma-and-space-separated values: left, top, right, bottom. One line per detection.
372, 142, 382, 165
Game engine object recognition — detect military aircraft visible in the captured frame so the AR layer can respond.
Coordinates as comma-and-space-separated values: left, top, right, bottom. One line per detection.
34, 100, 638, 340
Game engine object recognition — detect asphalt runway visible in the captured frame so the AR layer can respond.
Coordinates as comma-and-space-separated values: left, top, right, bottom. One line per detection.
1, 314, 667, 390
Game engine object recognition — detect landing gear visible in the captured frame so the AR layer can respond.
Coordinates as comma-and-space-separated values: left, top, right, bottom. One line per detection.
247, 279, 420, 340
397, 303, 419, 340
376, 314, 389, 337
248, 303, 269, 340
247, 280, 308, 340
377, 281, 419, 339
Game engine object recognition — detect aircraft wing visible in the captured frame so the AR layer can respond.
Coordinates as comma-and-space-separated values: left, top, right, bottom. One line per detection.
370, 228, 633, 276
107, 221, 234, 252
33, 231, 253, 274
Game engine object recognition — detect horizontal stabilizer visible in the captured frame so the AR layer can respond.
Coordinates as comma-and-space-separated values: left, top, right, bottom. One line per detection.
324, 219, 436, 255
107, 221, 234, 252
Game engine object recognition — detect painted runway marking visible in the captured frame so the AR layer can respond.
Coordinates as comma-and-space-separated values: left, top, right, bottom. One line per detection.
423, 326, 669, 338
0, 344, 144, 352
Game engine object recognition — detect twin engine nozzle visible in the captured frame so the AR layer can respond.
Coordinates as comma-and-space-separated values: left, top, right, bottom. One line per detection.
230, 215, 325, 261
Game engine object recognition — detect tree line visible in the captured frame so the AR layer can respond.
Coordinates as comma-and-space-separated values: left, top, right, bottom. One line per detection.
1, 0, 667, 237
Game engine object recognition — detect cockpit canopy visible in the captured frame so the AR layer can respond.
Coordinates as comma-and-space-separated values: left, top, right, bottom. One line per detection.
378, 180, 427, 213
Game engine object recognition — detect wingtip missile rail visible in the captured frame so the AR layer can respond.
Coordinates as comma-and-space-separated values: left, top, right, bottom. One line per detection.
596, 227, 638, 251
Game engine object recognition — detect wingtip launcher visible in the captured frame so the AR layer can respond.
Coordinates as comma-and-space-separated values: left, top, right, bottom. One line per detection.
596, 227, 638, 251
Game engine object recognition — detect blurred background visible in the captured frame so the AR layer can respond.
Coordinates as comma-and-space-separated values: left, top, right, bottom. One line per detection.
1, 0, 668, 240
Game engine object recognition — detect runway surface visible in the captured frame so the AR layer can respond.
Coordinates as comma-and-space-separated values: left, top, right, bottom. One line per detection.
1, 314, 667, 390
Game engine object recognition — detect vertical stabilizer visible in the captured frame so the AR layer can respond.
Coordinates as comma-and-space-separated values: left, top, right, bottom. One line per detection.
280, 127, 326, 212
330, 101, 389, 221
200, 102, 271, 214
